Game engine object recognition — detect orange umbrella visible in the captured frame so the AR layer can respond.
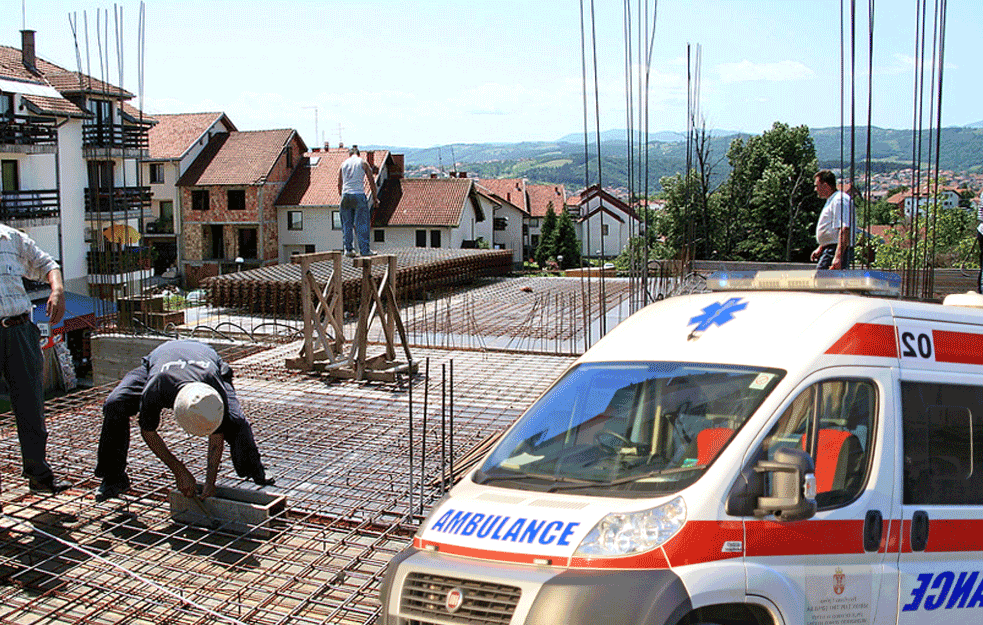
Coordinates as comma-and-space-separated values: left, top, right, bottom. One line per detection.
103, 224, 141, 245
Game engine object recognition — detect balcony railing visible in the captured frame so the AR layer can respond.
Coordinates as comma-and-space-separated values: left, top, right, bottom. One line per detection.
0, 114, 58, 146
0, 189, 59, 221
87, 248, 153, 275
82, 121, 152, 150
84, 186, 152, 216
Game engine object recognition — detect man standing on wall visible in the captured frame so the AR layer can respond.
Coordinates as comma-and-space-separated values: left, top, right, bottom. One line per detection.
811, 170, 855, 270
0, 223, 69, 495
337, 145, 379, 258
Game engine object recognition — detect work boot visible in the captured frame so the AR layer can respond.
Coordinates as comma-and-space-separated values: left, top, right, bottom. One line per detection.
28, 476, 71, 494
345, 250, 357, 258
95, 474, 130, 502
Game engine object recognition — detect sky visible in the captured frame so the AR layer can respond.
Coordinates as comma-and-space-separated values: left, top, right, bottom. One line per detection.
4, 0, 981, 149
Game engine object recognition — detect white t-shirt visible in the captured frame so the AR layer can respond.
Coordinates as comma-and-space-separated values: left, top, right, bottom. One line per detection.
340, 155, 367, 196
815, 190, 855, 246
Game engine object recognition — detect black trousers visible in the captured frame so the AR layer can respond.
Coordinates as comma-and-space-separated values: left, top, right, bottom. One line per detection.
1, 322, 53, 481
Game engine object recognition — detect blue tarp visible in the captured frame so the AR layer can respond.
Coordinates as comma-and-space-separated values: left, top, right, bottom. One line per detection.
31, 291, 116, 333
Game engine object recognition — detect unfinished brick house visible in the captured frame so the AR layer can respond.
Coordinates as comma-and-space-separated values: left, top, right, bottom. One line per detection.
176, 129, 306, 286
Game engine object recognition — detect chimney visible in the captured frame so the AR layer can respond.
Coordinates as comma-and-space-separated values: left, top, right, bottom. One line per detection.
324, 142, 330, 151
21, 30, 37, 73
430, 173, 438, 179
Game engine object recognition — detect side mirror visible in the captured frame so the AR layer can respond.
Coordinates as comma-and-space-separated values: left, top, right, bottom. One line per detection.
753, 447, 817, 522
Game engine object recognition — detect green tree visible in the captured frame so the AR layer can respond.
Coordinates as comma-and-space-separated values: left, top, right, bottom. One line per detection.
874, 200, 976, 269
553, 209, 581, 269
535, 203, 558, 267
718, 122, 821, 262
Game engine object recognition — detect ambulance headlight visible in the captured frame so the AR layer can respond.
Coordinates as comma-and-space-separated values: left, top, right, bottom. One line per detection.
574, 496, 686, 558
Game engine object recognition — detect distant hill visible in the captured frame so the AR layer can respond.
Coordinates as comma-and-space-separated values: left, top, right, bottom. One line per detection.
966, 120, 983, 129
377, 125, 983, 193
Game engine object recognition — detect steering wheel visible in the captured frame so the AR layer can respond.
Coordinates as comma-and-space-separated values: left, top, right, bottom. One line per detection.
595, 430, 633, 452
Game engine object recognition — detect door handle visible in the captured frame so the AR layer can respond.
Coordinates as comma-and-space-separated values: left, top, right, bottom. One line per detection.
911, 510, 929, 552
864, 509, 883, 552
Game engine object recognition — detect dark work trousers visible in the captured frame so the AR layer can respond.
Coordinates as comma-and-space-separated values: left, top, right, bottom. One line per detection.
977, 230, 983, 294
95, 365, 267, 482
1, 322, 53, 482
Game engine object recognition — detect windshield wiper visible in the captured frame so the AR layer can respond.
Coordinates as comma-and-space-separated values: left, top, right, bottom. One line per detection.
475, 470, 596, 486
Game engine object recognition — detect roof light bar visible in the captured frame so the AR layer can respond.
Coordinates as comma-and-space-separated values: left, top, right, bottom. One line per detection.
707, 270, 901, 296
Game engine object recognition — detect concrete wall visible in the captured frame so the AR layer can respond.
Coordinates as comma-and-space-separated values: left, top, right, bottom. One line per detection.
91, 335, 235, 387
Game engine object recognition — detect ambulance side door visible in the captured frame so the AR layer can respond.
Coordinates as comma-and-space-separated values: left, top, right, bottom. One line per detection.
743, 368, 896, 625
896, 370, 983, 624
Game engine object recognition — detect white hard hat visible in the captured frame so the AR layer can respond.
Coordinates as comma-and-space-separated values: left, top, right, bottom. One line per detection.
173, 382, 224, 437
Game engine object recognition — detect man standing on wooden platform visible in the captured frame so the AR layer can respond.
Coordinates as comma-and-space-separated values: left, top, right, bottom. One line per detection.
337, 145, 379, 258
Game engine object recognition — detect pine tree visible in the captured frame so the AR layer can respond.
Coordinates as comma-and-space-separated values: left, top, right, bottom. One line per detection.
534, 203, 558, 267
553, 209, 581, 269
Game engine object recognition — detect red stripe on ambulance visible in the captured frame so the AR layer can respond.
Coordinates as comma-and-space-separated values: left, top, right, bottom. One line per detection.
825, 323, 899, 358
933, 329, 983, 365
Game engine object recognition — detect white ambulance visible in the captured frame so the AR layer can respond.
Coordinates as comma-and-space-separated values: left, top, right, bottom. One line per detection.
379, 270, 983, 625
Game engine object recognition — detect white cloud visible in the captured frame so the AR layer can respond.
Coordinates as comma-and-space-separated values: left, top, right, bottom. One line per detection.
716, 60, 816, 83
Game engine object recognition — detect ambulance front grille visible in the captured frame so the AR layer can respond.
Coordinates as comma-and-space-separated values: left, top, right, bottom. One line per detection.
401, 572, 521, 625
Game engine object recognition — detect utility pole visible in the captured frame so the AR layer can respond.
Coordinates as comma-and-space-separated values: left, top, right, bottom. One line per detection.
302, 106, 318, 147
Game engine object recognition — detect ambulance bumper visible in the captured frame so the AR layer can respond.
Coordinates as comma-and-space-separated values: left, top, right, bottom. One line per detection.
379, 547, 693, 625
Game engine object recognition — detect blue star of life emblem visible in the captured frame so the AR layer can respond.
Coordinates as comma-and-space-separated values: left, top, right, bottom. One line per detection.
688, 297, 748, 338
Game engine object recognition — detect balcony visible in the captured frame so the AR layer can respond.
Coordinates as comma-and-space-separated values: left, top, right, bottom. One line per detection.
82, 121, 152, 157
0, 114, 58, 152
84, 186, 152, 219
0, 189, 59, 224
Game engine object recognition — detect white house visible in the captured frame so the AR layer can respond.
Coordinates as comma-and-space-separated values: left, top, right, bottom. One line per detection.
576, 184, 642, 259
276, 147, 396, 262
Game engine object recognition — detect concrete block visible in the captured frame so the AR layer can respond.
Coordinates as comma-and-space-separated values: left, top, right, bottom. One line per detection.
169, 485, 286, 537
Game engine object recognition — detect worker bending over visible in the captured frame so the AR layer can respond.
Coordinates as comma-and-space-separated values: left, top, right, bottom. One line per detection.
95, 340, 273, 501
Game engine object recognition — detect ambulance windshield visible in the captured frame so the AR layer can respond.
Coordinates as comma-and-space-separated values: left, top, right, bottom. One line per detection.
476, 362, 784, 497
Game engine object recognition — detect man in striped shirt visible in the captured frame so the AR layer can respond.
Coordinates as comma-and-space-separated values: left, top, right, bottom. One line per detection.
0, 223, 68, 495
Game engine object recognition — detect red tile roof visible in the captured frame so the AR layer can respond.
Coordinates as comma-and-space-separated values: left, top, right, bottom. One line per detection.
476, 178, 528, 213
148, 112, 235, 160
177, 129, 296, 186
277, 148, 391, 206
377, 178, 473, 227
20, 93, 87, 117
526, 183, 567, 218
0, 45, 87, 117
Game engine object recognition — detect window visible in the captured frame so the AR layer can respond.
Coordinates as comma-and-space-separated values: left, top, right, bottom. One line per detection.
1, 160, 18, 192
228, 189, 246, 211
305, 244, 315, 254
332, 211, 342, 230
602, 224, 610, 236
530, 218, 540, 228
238, 227, 258, 259
207, 224, 224, 259
416, 230, 426, 248
0, 93, 13, 119
374, 229, 385, 243
192, 190, 209, 211
285, 148, 293, 169
287, 210, 303, 231
149, 163, 164, 184
530, 234, 540, 249
494, 217, 507, 231
762, 379, 875, 509
902, 381, 983, 505
430, 230, 442, 248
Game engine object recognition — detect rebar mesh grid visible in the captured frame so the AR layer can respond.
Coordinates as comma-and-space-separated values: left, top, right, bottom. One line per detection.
0, 345, 575, 624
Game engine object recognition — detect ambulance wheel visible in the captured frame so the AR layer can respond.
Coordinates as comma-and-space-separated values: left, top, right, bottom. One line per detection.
595, 430, 632, 452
